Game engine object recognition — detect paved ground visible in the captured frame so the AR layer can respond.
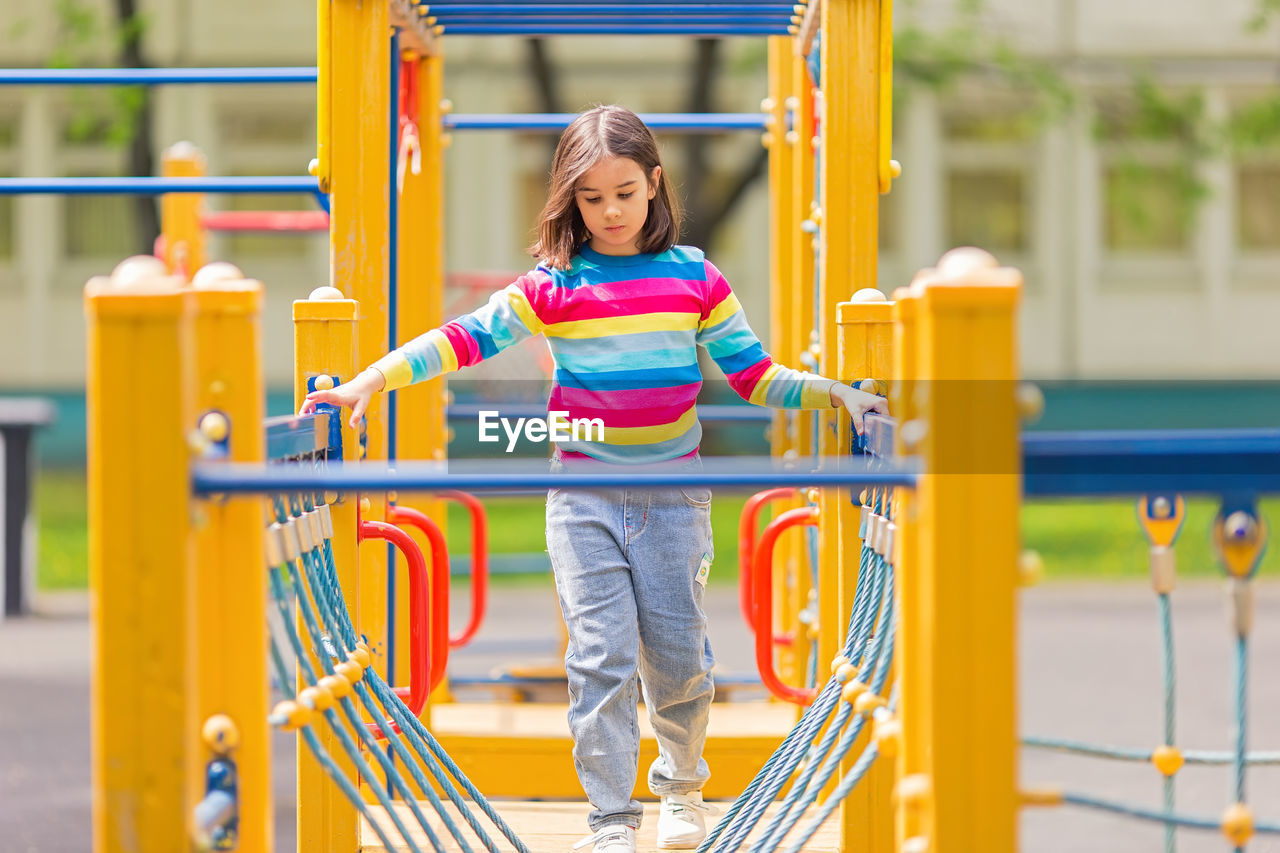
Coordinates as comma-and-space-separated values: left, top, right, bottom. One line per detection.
3, 581, 1279, 852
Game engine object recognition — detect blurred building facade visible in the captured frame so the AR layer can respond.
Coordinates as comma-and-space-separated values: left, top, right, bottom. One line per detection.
0, 0, 1277, 391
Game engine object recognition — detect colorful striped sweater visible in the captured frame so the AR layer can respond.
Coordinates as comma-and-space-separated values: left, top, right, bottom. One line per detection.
372, 245, 836, 464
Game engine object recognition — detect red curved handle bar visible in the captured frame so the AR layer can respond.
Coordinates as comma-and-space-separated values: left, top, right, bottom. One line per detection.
737, 488, 800, 634
358, 520, 432, 718
385, 507, 450, 693
435, 491, 489, 649
200, 210, 330, 232
752, 506, 821, 706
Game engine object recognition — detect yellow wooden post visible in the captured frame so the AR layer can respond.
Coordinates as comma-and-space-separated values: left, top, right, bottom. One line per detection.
888, 284, 923, 850
160, 142, 207, 277
835, 291, 894, 851
189, 278, 269, 853
394, 46, 450, 717
326, 0, 392, 675
817, 0, 880, 684
85, 271, 194, 853
765, 34, 808, 694
906, 251, 1022, 852
292, 290, 361, 852
787, 49, 819, 656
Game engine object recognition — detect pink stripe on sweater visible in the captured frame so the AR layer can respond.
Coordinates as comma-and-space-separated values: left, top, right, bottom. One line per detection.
551, 382, 702, 411
723, 359, 772, 400
527, 278, 705, 323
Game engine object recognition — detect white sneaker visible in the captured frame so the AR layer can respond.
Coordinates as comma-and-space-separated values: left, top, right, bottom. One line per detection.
574, 825, 637, 853
656, 792, 717, 849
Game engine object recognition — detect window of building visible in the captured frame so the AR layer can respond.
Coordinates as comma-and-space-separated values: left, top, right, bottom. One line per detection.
1094, 95, 1198, 257
0, 114, 16, 262
58, 103, 143, 262
942, 100, 1036, 263
213, 99, 318, 261
1237, 162, 1280, 251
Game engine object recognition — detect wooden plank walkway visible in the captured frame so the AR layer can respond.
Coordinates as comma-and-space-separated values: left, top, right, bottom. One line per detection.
362, 800, 842, 853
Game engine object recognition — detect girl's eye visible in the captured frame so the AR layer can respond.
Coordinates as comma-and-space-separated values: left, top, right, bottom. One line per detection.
584, 197, 601, 204
618, 192, 633, 199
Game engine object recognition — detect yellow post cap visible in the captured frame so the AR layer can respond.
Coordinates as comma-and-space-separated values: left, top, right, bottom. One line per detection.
201, 714, 241, 755
1151, 745, 1184, 776
1221, 803, 1254, 847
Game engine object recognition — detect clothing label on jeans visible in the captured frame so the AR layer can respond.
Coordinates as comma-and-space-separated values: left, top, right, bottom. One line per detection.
696, 553, 712, 587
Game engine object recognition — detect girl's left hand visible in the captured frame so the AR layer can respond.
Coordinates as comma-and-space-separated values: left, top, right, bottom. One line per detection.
830, 382, 889, 435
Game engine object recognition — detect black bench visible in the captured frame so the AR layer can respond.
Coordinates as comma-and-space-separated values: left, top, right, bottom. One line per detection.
0, 398, 55, 619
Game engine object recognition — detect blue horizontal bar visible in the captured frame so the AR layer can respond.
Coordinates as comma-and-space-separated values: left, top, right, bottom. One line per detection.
192, 456, 918, 495
444, 112, 767, 131
447, 402, 770, 422
432, 13, 795, 23
428, 3, 795, 10
1022, 428, 1280, 497
0, 176, 321, 196
440, 24, 791, 34
0, 66, 317, 86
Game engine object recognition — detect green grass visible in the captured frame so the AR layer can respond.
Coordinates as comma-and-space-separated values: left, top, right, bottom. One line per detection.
35, 468, 90, 590
35, 467, 1278, 591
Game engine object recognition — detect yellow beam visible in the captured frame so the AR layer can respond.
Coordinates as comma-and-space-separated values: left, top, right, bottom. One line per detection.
835, 296, 894, 851
326, 0, 392, 751
910, 255, 1022, 851
190, 280, 269, 853
393, 48, 451, 717
160, 142, 206, 277
85, 274, 194, 853
293, 293, 362, 852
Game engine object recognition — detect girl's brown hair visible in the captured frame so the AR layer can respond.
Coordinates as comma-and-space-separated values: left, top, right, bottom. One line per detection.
529, 105, 682, 268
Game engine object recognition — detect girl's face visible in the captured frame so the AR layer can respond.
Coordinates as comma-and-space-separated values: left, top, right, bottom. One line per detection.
574, 156, 661, 256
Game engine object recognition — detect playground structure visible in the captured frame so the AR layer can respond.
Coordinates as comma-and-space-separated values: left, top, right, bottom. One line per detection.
5, 0, 1273, 851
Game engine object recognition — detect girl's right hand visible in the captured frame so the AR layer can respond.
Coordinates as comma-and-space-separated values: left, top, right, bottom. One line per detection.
299, 368, 386, 428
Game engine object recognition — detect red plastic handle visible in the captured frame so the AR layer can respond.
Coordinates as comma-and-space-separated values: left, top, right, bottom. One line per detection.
358, 520, 432, 717
737, 488, 800, 635
752, 506, 821, 706
384, 508, 450, 694
200, 210, 330, 232
435, 491, 489, 649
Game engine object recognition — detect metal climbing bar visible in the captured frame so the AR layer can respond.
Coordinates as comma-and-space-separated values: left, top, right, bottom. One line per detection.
436, 24, 795, 34
1023, 427, 1280, 496
0, 176, 321, 196
191, 457, 919, 495
0, 66, 317, 85
444, 113, 769, 131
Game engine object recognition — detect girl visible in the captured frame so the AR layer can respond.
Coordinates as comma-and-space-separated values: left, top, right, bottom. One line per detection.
302, 105, 886, 853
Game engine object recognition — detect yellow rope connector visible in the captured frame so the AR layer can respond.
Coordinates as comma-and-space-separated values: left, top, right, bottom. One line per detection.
271, 700, 312, 731
841, 679, 868, 705
834, 662, 860, 684
334, 660, 364, 684
894, 773, 932, 808
872, 717, 901, 758
1151, 745, 1184, 777
830, 654, 851, 675
319, 674, 353, 700
1019, 787, 1064, 807
299, 684, 335, 713
1221, 802, 1254, 847
350, 644, 373, 669
201, 714, 240, 756
854, 692, 886, 716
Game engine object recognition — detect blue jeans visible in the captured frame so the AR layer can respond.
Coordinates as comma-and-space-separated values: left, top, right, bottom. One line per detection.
546, 454, 716, 830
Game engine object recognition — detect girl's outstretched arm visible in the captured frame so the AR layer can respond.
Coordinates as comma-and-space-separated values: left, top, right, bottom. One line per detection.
829, 382, 889, 436
299, 368, 386, 428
